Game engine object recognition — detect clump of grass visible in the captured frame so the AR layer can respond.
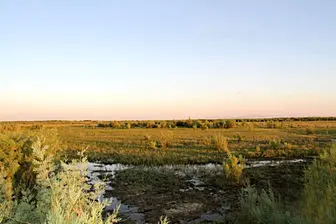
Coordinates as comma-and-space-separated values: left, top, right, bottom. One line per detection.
269, 139, 281, 150
238, 185, 298, 224
145, 132, 173, 149
157, 132, 173, 148
201, 124, 209, 130
248, 145, 262, 157
158, 216, 170, 224
284, 142, 293, 150
202, 136, 212, 146
299, 143, 336, 223
144, 133, 151, 141
305, 127, 314, 135
148, 140, 157, 149
234, 133, 243, 142
255, 145, 261, 154
212, 134, 229, 153
238, 143, 336, 224
222, 153, 245, 183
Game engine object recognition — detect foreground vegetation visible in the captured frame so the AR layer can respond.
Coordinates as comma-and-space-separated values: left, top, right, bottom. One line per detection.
239, 143, 336, 224
0, 130, 119, 223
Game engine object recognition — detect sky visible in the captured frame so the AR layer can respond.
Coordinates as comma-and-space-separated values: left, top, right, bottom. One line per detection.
0, 0, 335, 120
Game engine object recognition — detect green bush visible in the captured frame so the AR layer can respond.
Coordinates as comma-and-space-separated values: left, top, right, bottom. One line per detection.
299, 144, 336, 223
238, 185, 301, 224
238, 143, 336, 224
149, 140, 158, 149
224, 120, 236, 129
223, 153, 244, 183
0, 131, 120, 224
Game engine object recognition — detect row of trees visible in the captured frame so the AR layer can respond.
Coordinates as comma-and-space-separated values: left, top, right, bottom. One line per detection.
97, 119, 237, 129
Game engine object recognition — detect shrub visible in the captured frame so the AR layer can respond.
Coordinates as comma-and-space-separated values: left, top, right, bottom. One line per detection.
149, 140, 157, 149
0, 131, 120, 224
200, 124, 208, 130
269, 139, 281, 150
212, 135, 229, 153
160, 122, 167, 128
97, 123, 106, 128
147, 121, 156, 128
223, 153, 244, 183
238, 185, 300, 224
238, 143, 336, 224
157, 132, 173, 148
202, 136, 212, 146
299, 144, 336, 223
224, 120, 236, 129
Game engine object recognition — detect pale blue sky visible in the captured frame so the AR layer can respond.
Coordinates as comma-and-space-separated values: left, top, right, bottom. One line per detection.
0, 0, 335, 120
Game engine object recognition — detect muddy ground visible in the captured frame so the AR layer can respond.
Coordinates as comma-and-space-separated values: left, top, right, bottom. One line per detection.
88, 160, 310, 224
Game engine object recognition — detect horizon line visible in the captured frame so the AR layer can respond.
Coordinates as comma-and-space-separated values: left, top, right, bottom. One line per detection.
1, 115, 336, 122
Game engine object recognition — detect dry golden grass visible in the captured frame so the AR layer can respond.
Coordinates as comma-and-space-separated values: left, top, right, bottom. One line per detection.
1, 120, 335, 164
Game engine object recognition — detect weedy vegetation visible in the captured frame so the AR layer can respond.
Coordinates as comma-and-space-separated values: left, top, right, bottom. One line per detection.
238, 143, 336, 224
0, 130, 120, 224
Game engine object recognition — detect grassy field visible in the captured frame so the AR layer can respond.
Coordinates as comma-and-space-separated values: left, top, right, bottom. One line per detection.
1, 119, 336, 165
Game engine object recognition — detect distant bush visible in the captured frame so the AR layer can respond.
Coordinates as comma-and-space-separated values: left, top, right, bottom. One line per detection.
201, 124, 209, 130
147, 121, 156, 128
97, 123, 106, 128
110, 121, 121, 129
212, 135, 229, 153
266, 121, 281, 129
224, 120, 236, 129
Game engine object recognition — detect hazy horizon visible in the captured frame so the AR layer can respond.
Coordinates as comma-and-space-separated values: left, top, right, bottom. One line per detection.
1, 0, 335, 121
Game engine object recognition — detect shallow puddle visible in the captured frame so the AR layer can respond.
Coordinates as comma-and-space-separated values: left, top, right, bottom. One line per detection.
87, 163, 145, 223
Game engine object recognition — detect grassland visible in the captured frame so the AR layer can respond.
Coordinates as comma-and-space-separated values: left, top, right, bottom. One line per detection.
1, 119, 335, 165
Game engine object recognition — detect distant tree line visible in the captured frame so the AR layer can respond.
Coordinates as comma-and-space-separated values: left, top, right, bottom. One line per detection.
94, 116, 336, 129
96, 119, 238, 129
